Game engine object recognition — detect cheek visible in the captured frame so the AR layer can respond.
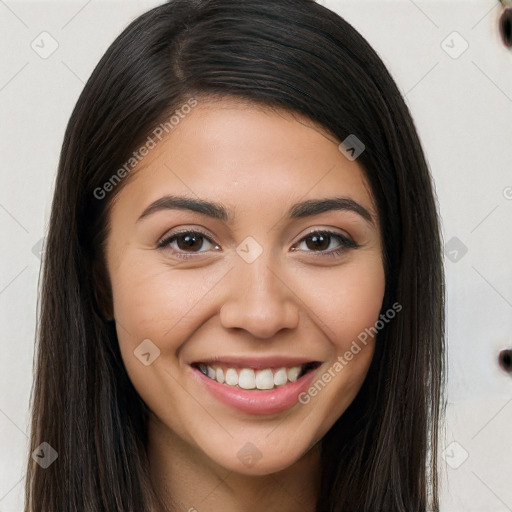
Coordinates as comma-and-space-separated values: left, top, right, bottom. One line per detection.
108, 257, 212, 421
110, 254, 217, 340
294, 257, 386, 350
291, 258, 385, 432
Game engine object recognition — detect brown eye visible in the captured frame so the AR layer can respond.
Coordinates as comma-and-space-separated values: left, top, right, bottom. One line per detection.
158, 230, 219, 256
293, 230, 358, 255
305, 233, 332, 251
175, 233, 204, 251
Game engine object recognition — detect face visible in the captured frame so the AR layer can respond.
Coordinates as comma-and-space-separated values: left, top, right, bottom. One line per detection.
104, 98, 385, 475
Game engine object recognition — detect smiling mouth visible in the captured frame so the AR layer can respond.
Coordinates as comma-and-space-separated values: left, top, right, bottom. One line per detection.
191, 361, 321, 391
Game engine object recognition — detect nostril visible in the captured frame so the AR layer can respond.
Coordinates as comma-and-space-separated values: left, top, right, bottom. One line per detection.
498, 348, 512, 374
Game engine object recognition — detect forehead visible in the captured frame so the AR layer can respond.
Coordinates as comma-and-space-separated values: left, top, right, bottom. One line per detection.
110, 98, 377, 225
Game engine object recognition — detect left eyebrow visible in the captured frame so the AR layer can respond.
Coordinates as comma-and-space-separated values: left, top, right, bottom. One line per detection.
288, 197, 376, 226
136, 194, 376, 227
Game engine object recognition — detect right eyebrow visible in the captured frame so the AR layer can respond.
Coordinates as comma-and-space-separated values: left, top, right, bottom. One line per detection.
136, 194, 376, 227
136, 195, 231, 223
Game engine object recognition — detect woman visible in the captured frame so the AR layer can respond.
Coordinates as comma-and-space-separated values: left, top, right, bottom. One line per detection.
25, 0, 445, 510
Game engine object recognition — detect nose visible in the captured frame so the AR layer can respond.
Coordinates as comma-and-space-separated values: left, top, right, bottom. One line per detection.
219, 257, 300, 339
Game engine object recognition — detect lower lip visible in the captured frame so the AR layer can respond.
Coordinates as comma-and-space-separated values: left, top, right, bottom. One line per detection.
191, 365, 320, 415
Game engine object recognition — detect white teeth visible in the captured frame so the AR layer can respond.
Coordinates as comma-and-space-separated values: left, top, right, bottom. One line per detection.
287, 366, 301, 382
198, 363, 313, 389
225, 368, 239, 386
238, 369, 256, 389
256, 369, 274, 390
215, 367, 225, 384
273, 367, 288, 386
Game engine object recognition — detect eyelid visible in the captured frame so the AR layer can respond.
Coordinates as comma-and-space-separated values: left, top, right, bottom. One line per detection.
292, 227, 357, 247
156, 229, 220, 262
157, 227, 216, 248
157, 226, 359, 259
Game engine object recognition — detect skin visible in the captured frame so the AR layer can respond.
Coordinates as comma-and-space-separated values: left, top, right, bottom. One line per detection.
103, 97, 385, 512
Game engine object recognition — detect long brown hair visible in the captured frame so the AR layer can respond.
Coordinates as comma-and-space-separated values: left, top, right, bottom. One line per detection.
25, 1, 445, 510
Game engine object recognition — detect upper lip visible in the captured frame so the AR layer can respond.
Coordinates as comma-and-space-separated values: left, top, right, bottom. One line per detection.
190, 355, 321, 370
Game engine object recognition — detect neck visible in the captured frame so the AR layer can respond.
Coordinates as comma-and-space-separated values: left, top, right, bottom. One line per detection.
147, 414, 322, 512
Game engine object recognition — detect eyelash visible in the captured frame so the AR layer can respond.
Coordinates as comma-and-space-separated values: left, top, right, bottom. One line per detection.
157, 229, 359, 261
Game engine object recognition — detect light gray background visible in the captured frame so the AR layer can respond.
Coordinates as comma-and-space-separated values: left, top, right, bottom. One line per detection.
1, 0, 511, 510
